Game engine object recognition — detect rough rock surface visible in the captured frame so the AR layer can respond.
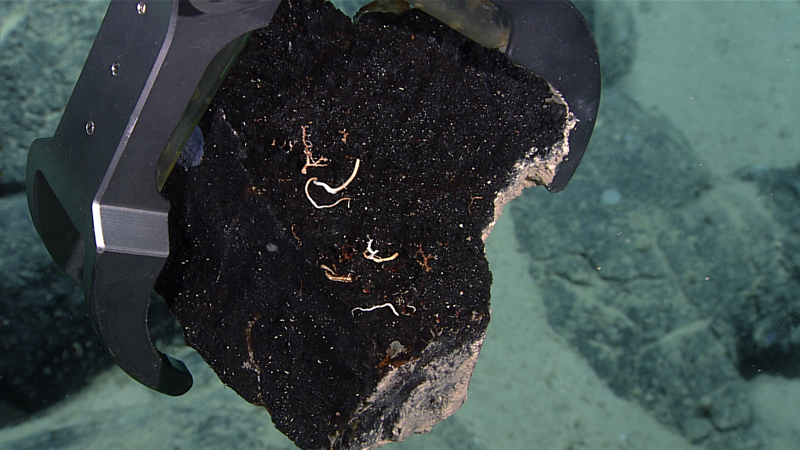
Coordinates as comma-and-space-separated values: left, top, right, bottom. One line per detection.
155, 0, 570, 448
511, 88, 798, 449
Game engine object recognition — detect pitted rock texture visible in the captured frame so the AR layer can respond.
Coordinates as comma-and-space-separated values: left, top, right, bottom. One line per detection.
156, 0, 570, 448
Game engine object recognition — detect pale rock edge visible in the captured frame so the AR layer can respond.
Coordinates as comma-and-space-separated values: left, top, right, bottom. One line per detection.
483, 85, 576, 242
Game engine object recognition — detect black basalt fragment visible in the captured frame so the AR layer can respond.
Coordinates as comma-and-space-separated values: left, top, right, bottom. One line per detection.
155, 0, 571, 448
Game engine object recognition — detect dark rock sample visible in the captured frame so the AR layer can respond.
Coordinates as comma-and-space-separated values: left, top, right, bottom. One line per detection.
511, 88, 796, 449
155, 0, 571, 448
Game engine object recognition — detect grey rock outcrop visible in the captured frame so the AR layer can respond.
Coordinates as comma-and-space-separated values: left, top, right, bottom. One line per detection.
511, 89, 797, 449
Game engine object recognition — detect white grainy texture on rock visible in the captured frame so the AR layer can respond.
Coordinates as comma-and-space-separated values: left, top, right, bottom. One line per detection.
483, 87, 575, 242
346, 335, 486, 449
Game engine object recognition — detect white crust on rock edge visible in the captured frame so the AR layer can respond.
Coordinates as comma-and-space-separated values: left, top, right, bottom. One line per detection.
338, 331, 487, 450
482, 85, 576, 242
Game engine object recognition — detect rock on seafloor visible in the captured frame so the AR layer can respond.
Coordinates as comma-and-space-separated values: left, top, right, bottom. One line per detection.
511, 88, 800, 450
155, 0, 572, 448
